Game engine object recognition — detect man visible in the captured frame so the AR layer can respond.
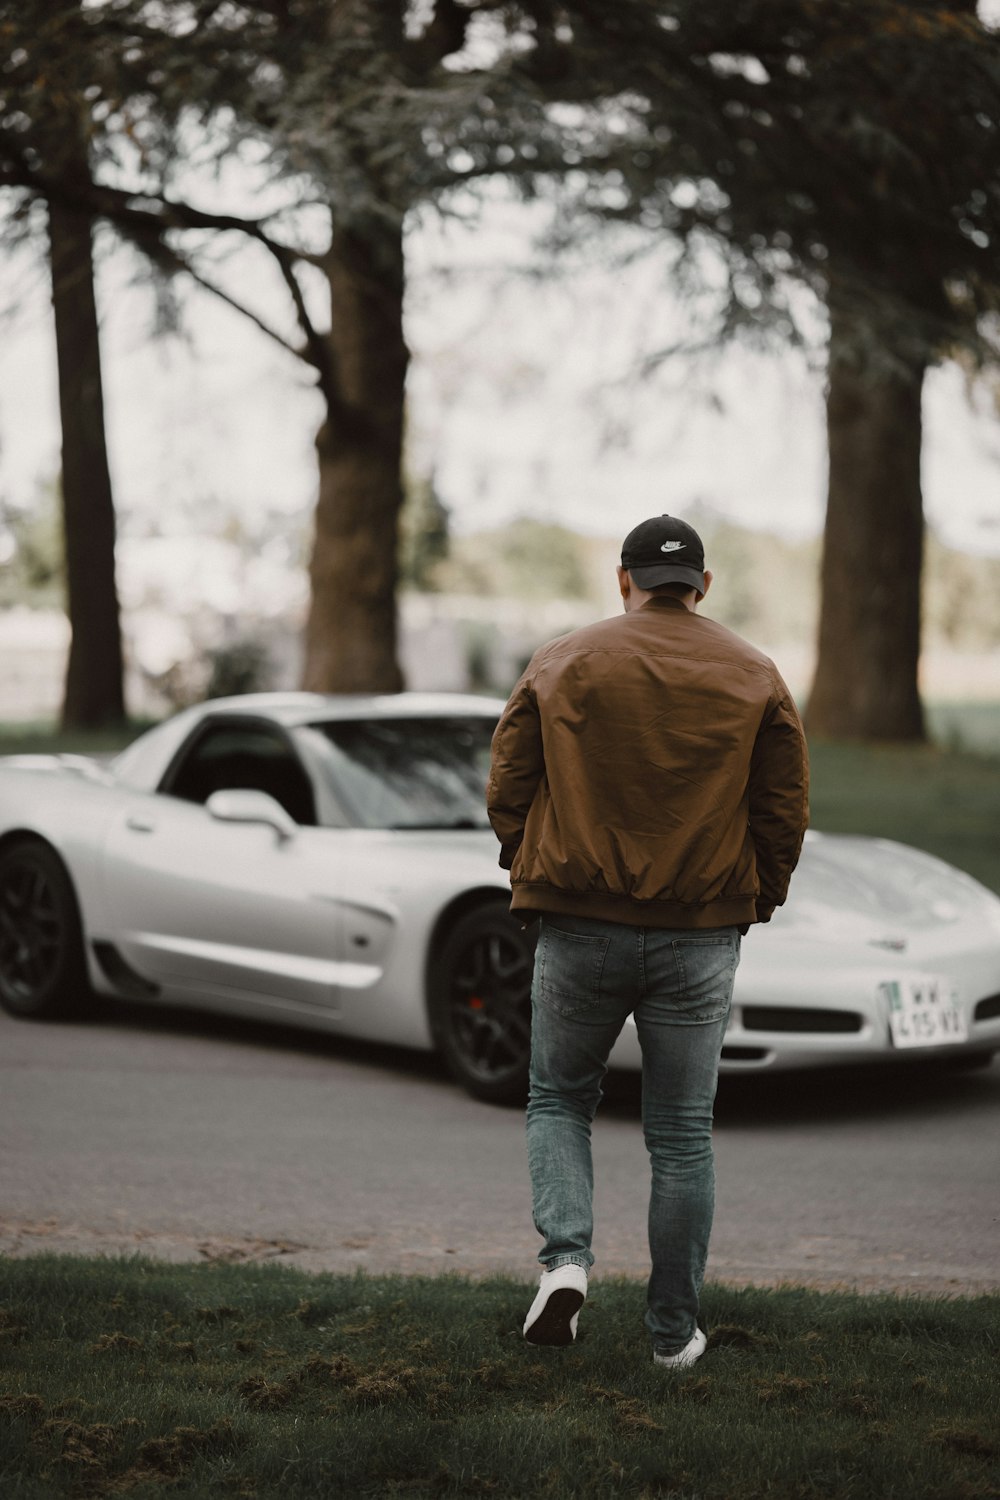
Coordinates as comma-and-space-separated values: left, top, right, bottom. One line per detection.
487, 514, 808, 1369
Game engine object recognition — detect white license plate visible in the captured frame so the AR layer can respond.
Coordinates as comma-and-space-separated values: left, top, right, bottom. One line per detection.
880, 977, 967, 1049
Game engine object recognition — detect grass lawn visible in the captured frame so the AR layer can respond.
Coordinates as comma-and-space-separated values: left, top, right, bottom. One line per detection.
806, 738, 1000, 896
0, 721, 155, 757
1, 1258, 998, 1499
924, 701, 1000, 759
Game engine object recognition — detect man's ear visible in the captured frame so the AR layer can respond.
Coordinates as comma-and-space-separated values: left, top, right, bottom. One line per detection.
697, 569, 713, 602
616, 565, 631, 604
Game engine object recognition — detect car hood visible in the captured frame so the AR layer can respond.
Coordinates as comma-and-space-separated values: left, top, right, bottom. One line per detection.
773, 832, 1000, 943
379, 827, 1000, 942
378, 827, 1000, 946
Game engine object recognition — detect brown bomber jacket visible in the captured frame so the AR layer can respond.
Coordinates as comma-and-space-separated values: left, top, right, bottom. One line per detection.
487, 595, 809, 929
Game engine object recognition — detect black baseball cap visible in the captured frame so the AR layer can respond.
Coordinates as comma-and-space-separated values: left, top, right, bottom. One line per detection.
621, 515, 706, 593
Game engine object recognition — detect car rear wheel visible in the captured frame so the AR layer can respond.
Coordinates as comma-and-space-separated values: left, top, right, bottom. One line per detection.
0, 839, 89, 1019
430, 902, 536, 1104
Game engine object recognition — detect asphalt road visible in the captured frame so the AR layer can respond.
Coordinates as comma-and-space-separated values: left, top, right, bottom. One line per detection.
1, 1001, 998, 1295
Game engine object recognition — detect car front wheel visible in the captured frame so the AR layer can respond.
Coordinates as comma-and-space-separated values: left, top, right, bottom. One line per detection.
430, 902, 536, 1104
0, 839, 89, 1019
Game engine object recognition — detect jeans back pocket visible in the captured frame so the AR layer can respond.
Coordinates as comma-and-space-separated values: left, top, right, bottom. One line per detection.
535, 922, 611, 1017
669, 934, 739, 1025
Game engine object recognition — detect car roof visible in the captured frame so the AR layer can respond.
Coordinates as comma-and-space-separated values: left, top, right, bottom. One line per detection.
197, 691, 508, 726
110, 691, 510, 794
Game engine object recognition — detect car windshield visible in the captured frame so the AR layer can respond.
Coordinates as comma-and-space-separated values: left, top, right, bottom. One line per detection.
298, 716, 497, 830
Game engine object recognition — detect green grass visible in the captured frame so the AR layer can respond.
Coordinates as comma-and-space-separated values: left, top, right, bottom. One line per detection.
807, 739, 1000, 895
925, 701, 1000, 758
0, 1258, 997, 1500
0, 721, 152, 757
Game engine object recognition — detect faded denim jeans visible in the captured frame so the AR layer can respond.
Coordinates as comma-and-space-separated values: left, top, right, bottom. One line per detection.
526, 915, 740, 1356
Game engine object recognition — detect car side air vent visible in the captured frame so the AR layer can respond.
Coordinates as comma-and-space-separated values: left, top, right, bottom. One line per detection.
742, 1006, 864, 1034
91, 942, 160, 999
974, 994, 1000, 1022
720, 1045, 770, 1062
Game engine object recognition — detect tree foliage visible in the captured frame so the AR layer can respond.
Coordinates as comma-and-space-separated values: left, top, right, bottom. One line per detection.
2, 0, 129, 726
565, 0, 1000, 741
555, 0, 1000, 365
0, 482, 64, 606
439, 516, 592, 600
398, 474, 451, 591
1, 0, 631, 693
2, 1, 998, 719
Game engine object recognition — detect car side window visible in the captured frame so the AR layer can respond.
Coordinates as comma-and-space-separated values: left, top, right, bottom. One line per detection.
161, 721, 317, 826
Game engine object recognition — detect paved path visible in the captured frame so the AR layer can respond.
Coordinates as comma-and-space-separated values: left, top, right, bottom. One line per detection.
1, 1003, 997, 1295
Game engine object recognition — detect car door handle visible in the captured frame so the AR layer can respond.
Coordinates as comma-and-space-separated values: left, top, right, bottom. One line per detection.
126, 815, 156, 833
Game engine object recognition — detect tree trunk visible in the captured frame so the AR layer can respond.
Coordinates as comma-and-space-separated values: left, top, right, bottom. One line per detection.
301, 219, 408, 693
806, 306, 926, 742
48, 195, 126, 729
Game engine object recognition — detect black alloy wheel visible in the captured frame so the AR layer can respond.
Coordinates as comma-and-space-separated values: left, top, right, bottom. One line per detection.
431, 902, 536, 1104
0, 839, 89, 1019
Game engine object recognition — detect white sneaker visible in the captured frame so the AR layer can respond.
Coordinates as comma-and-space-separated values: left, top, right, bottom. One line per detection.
522, 1264, 588, 1346
653, 1327, 707, 1370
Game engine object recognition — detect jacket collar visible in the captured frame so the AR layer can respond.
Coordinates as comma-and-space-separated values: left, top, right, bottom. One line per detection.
638, 595, 691, 614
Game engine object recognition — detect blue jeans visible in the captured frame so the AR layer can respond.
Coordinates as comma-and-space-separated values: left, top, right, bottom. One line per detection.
526, 915, 740, 1356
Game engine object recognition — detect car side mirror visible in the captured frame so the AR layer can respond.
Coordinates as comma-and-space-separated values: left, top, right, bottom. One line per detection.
205, 789, 298, 843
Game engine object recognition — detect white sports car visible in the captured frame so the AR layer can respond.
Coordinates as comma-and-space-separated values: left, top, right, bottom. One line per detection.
1, 692, 998, 1101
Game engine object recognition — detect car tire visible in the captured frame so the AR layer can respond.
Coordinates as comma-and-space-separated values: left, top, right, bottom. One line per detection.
0, 838, 90, 1020
430, 902, 536, 1105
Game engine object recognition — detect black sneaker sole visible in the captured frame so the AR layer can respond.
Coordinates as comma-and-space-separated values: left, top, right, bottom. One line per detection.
524, 1287, 585, 1347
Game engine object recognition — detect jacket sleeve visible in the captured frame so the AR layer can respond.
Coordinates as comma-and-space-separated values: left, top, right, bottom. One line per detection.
487, 669, 544, 872
748, 676, 810, 922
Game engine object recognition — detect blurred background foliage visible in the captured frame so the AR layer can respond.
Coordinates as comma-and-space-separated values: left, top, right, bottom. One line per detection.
4, 473, 1000, 656
432, 518, 592, 602
0, 481, 64, 607
396, 480, 1000, 653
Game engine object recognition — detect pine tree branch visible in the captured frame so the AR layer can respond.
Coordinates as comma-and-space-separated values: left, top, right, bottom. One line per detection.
0, 138, 325, 267
117, 224, 306, 362
266, 237, 337, 402
403, 0, 473, 73
0, 141, 345, 409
